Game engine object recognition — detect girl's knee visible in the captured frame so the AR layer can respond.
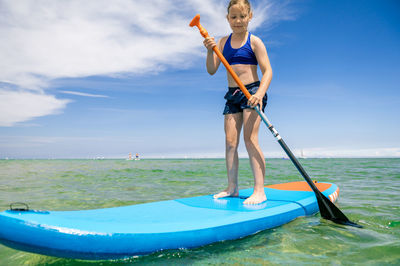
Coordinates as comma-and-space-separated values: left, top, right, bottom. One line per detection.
243, 130, 257, 143
244, 134, 258, 150
226, 138, 239, 151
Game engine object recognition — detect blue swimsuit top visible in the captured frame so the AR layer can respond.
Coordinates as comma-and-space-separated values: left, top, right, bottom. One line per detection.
222, 33, 258, 65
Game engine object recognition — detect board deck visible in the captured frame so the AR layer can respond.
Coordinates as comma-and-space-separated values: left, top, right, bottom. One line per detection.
0, 181, 339, 260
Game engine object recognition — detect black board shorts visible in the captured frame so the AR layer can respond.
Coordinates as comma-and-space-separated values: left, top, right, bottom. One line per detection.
223, 81, 267, 115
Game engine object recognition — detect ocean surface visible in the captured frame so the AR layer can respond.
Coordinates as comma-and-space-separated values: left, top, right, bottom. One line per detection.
0, 158, 399, 265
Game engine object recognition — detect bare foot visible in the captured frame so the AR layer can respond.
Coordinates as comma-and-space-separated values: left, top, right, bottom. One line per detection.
213, 188, 238, 199
243, 192, 267, 205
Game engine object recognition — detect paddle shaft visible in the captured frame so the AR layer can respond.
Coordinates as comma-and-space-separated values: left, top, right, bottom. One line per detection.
254, 107, 323, 194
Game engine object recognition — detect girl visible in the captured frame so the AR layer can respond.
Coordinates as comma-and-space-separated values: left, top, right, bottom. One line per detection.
203, 0, 273, 204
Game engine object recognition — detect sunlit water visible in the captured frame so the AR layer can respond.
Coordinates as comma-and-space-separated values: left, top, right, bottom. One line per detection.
0, 158, 399, 265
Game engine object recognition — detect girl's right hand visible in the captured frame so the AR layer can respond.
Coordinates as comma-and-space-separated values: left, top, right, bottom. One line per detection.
203, 37, 216, 51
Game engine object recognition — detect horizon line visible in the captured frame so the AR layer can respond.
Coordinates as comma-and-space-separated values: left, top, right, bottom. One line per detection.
2, 156, 399, 160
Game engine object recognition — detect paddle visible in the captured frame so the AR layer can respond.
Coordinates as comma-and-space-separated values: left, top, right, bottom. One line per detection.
190, 14, 361, 228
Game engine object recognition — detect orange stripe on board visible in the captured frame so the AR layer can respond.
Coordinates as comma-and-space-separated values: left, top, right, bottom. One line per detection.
265, 181, 332, 192
329, 188, 340, 203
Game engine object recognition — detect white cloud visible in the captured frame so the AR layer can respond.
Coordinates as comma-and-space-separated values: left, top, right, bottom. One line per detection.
0, 89, 70, 127
0, 0, 218, 89
60, 90, 109, 98
0, 0, 294, 126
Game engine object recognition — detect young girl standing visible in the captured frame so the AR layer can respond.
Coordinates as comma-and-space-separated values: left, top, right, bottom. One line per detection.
203, 0, 273, 204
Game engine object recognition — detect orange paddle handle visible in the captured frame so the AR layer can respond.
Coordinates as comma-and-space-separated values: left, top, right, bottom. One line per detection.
189, 14, 252, 100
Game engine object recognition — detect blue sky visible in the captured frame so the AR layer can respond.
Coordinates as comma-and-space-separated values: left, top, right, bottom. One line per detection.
0, 0, 399, 159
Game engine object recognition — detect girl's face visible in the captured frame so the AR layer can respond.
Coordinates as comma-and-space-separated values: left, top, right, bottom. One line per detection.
227, 4, 252, 34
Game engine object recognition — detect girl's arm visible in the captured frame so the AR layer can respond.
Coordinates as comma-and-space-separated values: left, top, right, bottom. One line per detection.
249, 36, 273, 107
204, 37, 222, 75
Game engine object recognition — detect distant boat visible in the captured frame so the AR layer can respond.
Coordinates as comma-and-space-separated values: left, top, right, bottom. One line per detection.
300, 149, 307, 159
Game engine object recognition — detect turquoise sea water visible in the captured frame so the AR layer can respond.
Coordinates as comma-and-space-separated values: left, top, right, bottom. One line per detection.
0, 158, 399, 265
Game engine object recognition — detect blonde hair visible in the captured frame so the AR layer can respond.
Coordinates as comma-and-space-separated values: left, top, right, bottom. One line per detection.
227, 0, 252, 14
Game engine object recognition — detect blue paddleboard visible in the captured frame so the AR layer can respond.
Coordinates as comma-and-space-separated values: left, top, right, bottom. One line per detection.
0, 181, 339, 260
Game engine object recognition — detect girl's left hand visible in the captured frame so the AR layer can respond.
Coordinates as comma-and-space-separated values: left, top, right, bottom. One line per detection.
248, 94, 262, 109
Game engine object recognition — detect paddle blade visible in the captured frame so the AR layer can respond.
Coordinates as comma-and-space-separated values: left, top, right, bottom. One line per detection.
316, 191, 362, 228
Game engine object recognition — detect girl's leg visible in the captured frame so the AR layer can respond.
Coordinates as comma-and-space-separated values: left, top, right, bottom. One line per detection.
214, 113, 243, 198
242, 108, 267, 204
